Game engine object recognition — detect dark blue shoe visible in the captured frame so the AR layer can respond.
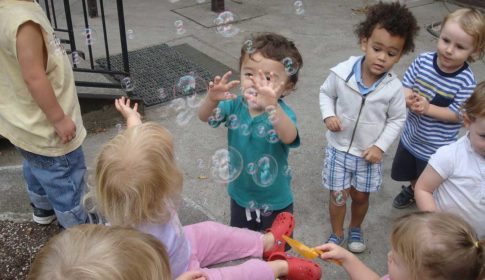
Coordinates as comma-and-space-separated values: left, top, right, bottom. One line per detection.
393, 185, 415, 209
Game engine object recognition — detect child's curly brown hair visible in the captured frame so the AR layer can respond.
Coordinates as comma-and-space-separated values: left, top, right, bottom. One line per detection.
355, 1, 419, 55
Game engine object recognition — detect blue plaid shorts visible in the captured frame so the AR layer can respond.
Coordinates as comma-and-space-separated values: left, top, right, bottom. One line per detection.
322, 146, 382, 193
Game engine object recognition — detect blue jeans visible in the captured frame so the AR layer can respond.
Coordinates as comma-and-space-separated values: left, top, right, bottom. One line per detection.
18, 146, 88, 228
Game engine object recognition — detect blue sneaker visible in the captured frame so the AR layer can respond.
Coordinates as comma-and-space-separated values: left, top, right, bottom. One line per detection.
326, 233, 345, 246
348, 227, 366, 253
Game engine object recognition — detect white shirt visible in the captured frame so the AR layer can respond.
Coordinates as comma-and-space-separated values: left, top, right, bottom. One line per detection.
430, 134, 485, 238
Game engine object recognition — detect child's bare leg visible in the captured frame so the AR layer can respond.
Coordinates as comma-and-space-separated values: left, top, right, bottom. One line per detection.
262, 232, 276, 252
329, 190, 347, 237
409, 179, 417, 190
267, 260, 288, 278
349, 187, 369, 228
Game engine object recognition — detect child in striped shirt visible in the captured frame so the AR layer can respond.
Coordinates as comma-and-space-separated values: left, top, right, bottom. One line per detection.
391, 8, 485, 209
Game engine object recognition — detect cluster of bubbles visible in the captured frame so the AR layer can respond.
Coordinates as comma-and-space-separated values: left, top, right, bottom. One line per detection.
214, 11, 240, 37
293, 0, 305, 15
174, 20, 186, 35
81, 27, 96, 46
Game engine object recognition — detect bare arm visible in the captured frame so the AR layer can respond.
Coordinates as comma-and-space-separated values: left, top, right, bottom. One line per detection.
411, 95, 460, 123
415, 164, 444, 211
17, 21, 75, 144
316, 243, 380, 280
114, 97, 142, 128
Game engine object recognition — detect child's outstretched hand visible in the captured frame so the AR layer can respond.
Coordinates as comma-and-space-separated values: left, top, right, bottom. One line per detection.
207, 71, 240, 102
249, 70, 285, 108
176, 271, 207, 280
315, 243, 351, 265
115, 96, 142, 127
410, 94, 429, 115
324, 116, 343, 132
405, 90, 419, 108
362, 145, 383, 164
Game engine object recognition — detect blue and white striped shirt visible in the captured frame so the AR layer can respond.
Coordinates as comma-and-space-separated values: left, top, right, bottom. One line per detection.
401, 52, 475, 161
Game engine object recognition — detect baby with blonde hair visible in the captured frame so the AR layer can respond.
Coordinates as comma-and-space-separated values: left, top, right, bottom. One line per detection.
84, 97, 322, 280
28, 224, 173, 280
315, 211, 485, 280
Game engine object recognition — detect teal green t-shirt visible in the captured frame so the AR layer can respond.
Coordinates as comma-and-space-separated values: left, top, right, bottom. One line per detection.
211, 96, 300, 210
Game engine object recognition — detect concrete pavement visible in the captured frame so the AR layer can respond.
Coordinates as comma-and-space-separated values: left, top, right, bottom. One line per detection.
1, 0, 484, 278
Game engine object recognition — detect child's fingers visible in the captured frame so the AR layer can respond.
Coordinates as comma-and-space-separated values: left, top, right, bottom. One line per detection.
213, 75, 222, 85
133, 102, 138, 112
220, 71, 233, 84
226, 80, 240, 90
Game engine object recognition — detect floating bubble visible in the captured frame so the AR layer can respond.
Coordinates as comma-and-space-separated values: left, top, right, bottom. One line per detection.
210, 147, 243, 183
81, 27, 97, 46
214, 11, 240, 37
126, 29, 135, 40
243, 39, 256, 54
248, 200, 258, 211
71, 51, 80, 65
252, 155, 278, 187
265, 129, 279, 143
282, 165, 292, 177
265, 105, 279, 123
243, 87, 258, 108
169, 98, 186, 112
260, 204, 273, 217
246, 162, 257, 175
293, 0, 305, 15
115, 123, 123, 133
226, 114, 240, 130
197, 159, 204, 169
176, 109, 194, 126
173, 73, 208, 108
174, 20, 187, 35
207, 116, 219, 128
239, 123, 252, 136
281, 57, 299, 76
331, 190, 348, 207
212, 107, 224, 121
121, 77, 135, 92
158, 88, 168, 100
253, 122, 269, 138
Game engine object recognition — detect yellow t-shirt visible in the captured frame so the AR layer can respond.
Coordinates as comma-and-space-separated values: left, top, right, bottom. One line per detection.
0, 0, 86, 156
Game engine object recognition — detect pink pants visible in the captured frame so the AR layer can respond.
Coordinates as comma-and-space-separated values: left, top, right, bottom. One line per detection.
184, 221, 274, 280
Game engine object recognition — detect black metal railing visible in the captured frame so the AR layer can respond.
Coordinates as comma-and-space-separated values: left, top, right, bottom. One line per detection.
38, 0, 130, 92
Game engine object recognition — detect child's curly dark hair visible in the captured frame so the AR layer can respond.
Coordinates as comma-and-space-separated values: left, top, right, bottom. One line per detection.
355, 1, 419, 55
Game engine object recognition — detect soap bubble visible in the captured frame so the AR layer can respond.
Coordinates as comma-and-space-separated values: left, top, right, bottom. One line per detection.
281, 57, 299, 76
225, 114, 240, 130
126, 29, 135, 39
243, 39, 256, 54
265, 129, 279, 143
158, 88, 169, 101
81, 27, 97, 46
260, 203, 273, 217
197, 159, 204, 169
252, 155, 278, 187
282, 165, 292, 177
173, 73, 208, 108
115, 123, 123, 133
331, 190, 348, 207
239, 123, 252, 136
71, 51, 80, 65
175, 109, 194, 126
212, 107, 225, 121
265, 105, 278, 123
210, 147, 243, 183
214, 11, 240, 37
121, 77, 135, 92
253, 122, 269, 138
246, 162, 257, 175
174, 20, 187, 35
293, 0, 305, 15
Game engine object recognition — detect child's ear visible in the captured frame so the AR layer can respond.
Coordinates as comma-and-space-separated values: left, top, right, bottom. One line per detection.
463, 113, 472, 128
360, 37, 368, 52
